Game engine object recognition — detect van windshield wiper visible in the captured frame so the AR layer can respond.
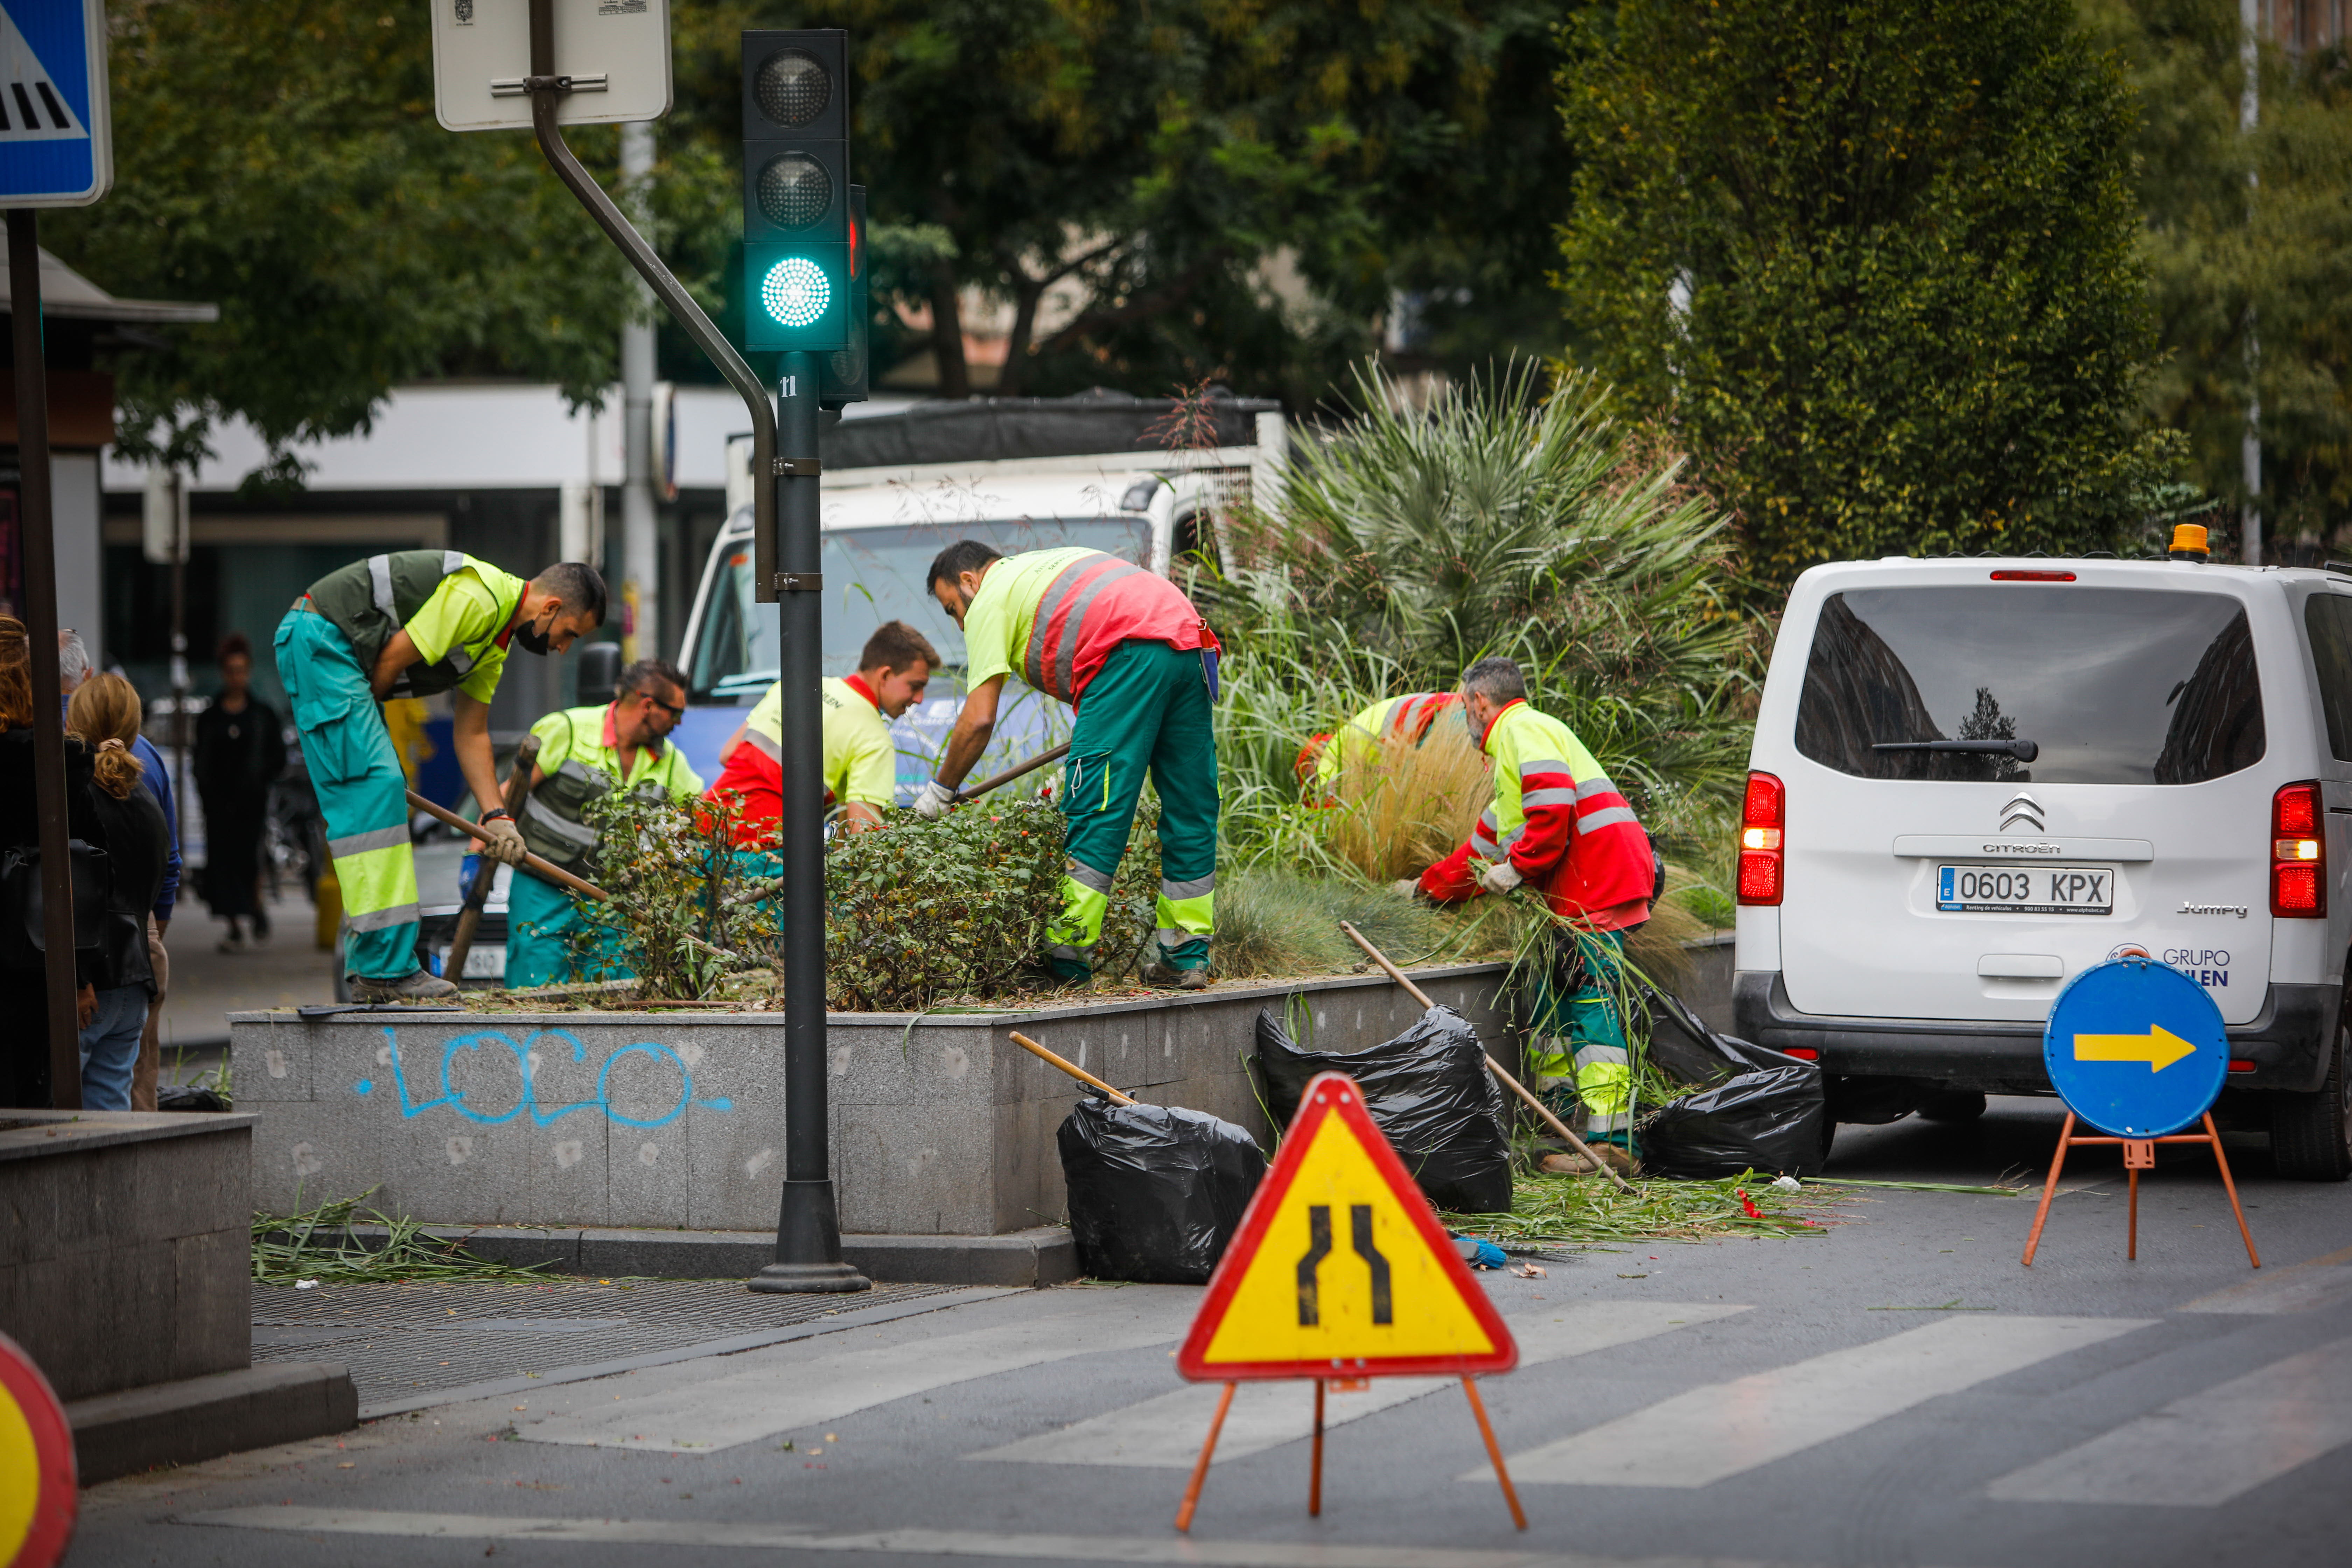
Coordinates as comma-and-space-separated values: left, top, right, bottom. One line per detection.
1871, 739, 2039, 762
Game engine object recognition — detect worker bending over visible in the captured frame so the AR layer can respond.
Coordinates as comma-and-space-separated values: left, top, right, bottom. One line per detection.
920, 542, 1219, 989
506, 659, 702, 988
1400, 657, 1655, 1151
1295, 690, 1462, 800
706, 620, 938, 841
275, 552, 603, 1001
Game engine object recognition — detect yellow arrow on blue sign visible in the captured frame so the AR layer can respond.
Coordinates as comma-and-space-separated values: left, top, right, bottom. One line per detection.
2072, 1024, 2198, 1072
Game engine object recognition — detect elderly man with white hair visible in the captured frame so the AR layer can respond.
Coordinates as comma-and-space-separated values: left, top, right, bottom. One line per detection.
58, 630, 180, 1110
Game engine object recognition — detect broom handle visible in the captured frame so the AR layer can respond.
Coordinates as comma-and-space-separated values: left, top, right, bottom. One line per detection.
1008, 1030, 1135, 1105
1338, 920, 1635, 1194
405, 789, 611, 902
443, 734, 542, 980
954, 742, 1072, 804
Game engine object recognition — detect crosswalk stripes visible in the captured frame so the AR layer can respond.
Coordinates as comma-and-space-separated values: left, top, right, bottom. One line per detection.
968, 1301, 1749, 1469
1479, 1315, 2152, 1489
522, 1312, 1178, 1455
1985, 1334, 2352, 1506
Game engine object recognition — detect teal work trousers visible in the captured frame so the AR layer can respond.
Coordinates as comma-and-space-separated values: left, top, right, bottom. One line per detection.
274, 607, 418, 980
504, 865, 632, 988
1047, 639, 1219, 975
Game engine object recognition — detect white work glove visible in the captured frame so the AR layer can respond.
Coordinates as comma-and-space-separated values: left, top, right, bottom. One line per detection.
1390, 877, 1422, 901
913, 779, 956, 821
1477, 859, 1523, 895
478, 816, 528, 867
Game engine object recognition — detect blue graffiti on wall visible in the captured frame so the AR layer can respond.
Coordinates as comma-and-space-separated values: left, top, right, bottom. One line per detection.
352, 1027, 733, 1129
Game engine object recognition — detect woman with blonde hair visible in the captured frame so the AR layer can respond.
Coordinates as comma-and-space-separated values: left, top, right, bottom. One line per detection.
67, 672, 167, 1110
0, 615, 105, 1106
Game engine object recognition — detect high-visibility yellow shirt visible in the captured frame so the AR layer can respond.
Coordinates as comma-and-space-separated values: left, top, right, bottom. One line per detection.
404, 561, 527, 704
743, 675, 898, 807
528, 703, 705, 798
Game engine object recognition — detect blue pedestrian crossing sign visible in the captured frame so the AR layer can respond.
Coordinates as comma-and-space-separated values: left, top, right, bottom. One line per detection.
2044, 958, 2230, 1138
0, 1, 109, 207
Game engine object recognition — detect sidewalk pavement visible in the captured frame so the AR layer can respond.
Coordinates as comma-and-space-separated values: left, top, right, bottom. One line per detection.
157, 888, 336, 1056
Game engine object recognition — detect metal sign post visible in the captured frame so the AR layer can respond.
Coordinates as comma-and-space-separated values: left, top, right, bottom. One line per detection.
0, 0, 114, 1106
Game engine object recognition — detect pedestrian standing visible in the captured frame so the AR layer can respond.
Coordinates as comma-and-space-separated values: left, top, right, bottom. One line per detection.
67, 674, 168, 1111
193, 633, 286, 952
59, 628, 180, 1108
0, 616, 102, 1106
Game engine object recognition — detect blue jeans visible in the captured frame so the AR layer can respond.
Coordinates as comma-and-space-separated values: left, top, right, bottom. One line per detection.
79, 986, 148, 1111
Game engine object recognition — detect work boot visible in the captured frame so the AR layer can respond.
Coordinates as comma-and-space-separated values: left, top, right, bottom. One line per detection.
1140, 960, 1210, 990
350, 969, 459, 1003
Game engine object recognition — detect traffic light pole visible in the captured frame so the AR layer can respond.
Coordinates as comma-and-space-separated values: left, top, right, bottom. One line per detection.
7, 209, 80, 1108
749, 355, 867, 1294
523, 0, 863, 1293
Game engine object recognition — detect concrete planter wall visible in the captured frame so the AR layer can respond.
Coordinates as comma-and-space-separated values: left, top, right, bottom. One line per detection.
230, 963, 1511, 1237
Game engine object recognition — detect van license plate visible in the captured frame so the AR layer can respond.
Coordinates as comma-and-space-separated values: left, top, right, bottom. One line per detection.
1937, 865, 2114, 916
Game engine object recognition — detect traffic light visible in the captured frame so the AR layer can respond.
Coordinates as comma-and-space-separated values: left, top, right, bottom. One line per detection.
742, 29, 850, 354
821, 186, 869, 408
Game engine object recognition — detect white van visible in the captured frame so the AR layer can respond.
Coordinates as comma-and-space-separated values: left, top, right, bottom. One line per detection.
1733, 549, 2352, 1179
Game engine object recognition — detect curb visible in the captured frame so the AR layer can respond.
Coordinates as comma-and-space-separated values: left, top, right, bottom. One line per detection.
263, 1224, 1080, 1288
68, 1362, 357, 1484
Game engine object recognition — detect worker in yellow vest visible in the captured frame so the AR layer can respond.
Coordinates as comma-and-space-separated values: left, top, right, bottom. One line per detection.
1294, 691, 1464, 801
705, 620, 939, 844
274, 552, 604, 1001
505, 660, 704, 988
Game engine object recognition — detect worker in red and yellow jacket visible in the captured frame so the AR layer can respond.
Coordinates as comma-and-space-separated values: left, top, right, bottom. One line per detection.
919, 540, 1219, 989
1294, 691, 1462, 801
1399, 657, 1656, 1150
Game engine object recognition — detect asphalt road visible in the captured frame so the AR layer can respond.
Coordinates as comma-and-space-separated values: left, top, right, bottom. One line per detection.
74, 1096, 2352, 1568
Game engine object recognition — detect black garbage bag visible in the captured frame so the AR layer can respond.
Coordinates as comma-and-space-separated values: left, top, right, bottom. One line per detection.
156, 1083, 232, 1113
1637, 987, 1826, 1179
1058, 1096, 1267, 1284
1253, 1005, 1512, 1213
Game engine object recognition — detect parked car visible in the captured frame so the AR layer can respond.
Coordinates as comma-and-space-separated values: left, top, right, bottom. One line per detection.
1734, 550, 2352, 1178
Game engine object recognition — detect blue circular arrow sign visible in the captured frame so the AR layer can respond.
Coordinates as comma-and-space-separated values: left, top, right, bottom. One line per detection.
2043, 958, 2230, 1137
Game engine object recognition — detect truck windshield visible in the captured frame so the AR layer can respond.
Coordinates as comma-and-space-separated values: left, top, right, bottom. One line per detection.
1794, 586, 2265, 785
688, 517, 1152, 701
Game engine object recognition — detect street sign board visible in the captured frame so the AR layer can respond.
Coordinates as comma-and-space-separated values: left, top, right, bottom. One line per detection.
2043, 957, 2230, 1138
431, 0, 672, 133
0, 0, 110, 208
1177, 1071, 1517, 1381
0, 1330, 76, 1568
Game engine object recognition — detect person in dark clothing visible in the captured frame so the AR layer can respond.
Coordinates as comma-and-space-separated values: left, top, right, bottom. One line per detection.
0, 615, 102, 1107
69, 673, 167, 1110
193, 632, 286, 952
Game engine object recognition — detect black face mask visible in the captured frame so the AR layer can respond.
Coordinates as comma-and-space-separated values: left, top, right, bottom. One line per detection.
514, 620, 553, 656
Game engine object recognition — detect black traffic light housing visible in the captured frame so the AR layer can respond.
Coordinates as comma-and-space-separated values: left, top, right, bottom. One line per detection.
742, 29, 851, 354
820, 186, 869, 408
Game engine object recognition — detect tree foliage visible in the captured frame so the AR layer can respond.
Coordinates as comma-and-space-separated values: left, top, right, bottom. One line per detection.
1557, 0, 2174, 588
2083, 0, 2352, 551
45, 1, 639, 481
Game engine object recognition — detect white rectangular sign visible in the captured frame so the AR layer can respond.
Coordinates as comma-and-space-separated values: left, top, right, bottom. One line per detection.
431, 0, 672, 133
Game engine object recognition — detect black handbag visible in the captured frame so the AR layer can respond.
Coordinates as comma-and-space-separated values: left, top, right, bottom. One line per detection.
0, 839, 111, 972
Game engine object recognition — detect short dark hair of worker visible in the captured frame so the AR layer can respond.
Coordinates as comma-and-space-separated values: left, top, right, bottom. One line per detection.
216, 631, 253, 665
925, 539, 1003, 592
619, 659, 688, 701
533, 561, 609, 624
1462, 656, 1527, 704
860, 620, 941, 675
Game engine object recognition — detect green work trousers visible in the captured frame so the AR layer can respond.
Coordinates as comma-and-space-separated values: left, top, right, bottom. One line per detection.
1048, 639, 1218, 977
1528, 924, 1634, 1142
505, 866, 632, 989
274, 606, 418, 981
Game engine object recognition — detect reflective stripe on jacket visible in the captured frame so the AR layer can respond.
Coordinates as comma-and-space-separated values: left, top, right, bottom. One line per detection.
1420, 700, 1653, 920
1016, 551, 1212, 706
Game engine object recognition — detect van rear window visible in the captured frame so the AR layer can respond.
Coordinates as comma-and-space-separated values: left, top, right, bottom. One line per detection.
1794, 587, 2264, 785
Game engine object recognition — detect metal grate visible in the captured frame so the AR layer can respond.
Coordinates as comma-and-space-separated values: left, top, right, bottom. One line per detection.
254, 1279, 968, 1411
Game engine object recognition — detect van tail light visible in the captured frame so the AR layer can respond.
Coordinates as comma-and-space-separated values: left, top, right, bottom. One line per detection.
2272, 782, 2325, 918
1738, 771, 1784, 906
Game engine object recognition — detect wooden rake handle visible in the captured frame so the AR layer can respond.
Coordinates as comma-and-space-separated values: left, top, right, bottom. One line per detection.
954, 742, 1072, 805
1008, 1030, 1134, 1105
443, 735, 542, 979
405, 789, 611, 903
1338, 919, 1635, 1194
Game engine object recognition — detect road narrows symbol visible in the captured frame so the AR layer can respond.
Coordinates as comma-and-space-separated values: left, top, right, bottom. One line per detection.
1349, 1204, 1393, 1325
1295, 1205, 1332, 1326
